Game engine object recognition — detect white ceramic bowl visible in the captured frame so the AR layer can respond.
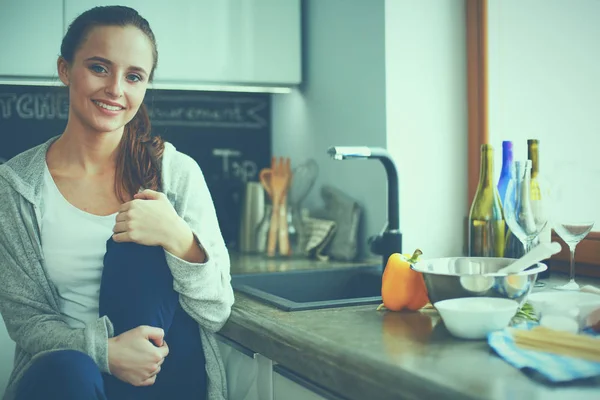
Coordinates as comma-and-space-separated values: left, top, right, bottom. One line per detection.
527, 291, 600, 329
434, 297, 519, 340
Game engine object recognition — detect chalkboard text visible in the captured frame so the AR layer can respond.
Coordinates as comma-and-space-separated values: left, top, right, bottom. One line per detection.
146, 95, 267, 129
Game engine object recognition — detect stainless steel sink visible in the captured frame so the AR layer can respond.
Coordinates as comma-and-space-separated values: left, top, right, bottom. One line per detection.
231, 265, 383, 311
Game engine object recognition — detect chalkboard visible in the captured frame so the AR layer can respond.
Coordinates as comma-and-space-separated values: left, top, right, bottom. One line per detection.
0, 84, 271, 249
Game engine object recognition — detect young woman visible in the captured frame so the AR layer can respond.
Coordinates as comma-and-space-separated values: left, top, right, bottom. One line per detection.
0, 6, 233, 400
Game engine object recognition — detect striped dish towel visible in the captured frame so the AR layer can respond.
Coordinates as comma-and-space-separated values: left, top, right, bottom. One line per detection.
488, 322, 600, 382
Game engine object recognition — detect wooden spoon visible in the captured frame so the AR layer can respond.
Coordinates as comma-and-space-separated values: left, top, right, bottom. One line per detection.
266, 157, 292, 256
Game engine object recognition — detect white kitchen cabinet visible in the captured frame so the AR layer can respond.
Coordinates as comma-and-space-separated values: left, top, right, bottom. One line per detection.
64, 0, 301, 86
273, 365, 344, 400
216, 335, 273, 400
0, 0, 64, 78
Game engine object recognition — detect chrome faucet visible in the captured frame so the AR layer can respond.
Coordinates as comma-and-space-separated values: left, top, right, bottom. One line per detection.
327, 146, 402, 268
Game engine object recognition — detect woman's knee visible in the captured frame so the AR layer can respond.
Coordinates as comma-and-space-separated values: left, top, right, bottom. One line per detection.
100, 239, 179, 335
101, 239, 174, 291
17, 350, 104, 399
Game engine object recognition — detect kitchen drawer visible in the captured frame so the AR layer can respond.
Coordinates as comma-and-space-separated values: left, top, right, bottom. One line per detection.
273, 364, 347, 400
216, 334, 273, 400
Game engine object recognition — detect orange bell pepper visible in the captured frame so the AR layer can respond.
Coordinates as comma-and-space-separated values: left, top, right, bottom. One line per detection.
377, 249, 429, 312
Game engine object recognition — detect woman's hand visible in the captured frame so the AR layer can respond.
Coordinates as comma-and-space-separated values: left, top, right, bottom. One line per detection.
112, 189, 182, 248
113, 189, 206, 262
112, 189, 194, 252
108, 325, 169, 386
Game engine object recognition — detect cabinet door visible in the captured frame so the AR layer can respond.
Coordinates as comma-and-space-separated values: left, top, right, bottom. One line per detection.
64, 0, 301, 85
216, 335, 273, 400
0, 0, 64, 78
273, 365, 345, 400
214, 0, 301, 85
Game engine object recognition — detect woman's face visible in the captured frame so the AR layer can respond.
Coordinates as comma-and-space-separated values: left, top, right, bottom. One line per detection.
59, 25, 154, 136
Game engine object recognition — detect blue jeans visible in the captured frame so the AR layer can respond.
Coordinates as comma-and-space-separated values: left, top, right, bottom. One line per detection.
16, 239, 207, 400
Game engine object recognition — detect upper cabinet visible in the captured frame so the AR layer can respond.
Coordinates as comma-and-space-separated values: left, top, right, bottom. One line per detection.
63, 0, 301, 87
0, 0, 64, 78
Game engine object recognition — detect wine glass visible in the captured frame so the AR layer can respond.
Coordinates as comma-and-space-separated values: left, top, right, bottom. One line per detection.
552, 165, 597, 291
503, 161, 549, 255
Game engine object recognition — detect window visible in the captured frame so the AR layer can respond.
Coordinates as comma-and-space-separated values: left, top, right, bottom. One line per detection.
466, 0, 600, 272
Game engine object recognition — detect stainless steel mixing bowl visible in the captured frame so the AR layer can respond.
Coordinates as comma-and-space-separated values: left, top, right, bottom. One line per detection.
411, 257, 547, 307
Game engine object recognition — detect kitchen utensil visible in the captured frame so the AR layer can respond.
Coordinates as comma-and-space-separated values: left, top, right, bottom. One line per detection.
411, 257, 547, 306
238, 182, 265, 253
277, 193, 291, 257
265, 157, 292, 257
259, 167, 278, 254
289, 158, 318, 208
259, 165, 297, 257
434, 297, 519, 340
496, 242, 562, 275
255, 204, 273, 253
288, 159, 319, 253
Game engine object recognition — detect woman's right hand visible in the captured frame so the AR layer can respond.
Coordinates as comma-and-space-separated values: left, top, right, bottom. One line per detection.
108, 325, 170, 386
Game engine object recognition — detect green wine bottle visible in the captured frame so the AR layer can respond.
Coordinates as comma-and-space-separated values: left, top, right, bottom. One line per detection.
468, 144, 506, 257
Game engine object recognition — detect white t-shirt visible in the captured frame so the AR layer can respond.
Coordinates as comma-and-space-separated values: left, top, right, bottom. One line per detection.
41, 164, 116, 329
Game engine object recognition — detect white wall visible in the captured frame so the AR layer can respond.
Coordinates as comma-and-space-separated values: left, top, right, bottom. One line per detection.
385, 0, 468, 257
488, 0, 600, 230
272, 0, 387, 258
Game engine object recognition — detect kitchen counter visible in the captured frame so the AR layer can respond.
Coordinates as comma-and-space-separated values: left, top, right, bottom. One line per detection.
221, 254, 600, 400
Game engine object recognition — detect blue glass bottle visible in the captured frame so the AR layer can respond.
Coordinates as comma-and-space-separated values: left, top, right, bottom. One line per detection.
497, 141, 523, 258
497, 141, 513, 206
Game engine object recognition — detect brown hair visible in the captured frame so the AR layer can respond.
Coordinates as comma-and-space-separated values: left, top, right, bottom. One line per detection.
60, 5, 164, 201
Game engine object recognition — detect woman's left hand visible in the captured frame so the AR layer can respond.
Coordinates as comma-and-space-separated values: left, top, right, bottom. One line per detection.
113, 189, 190, 253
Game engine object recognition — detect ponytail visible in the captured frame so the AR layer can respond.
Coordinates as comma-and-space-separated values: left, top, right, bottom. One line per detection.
115, 103, 165, 201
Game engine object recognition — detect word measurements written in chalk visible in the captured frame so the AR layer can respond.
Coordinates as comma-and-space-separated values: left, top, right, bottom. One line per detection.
146, 95, 267, 129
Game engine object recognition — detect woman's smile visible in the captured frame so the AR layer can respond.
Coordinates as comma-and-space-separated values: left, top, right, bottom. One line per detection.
92, 99, 126, 115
